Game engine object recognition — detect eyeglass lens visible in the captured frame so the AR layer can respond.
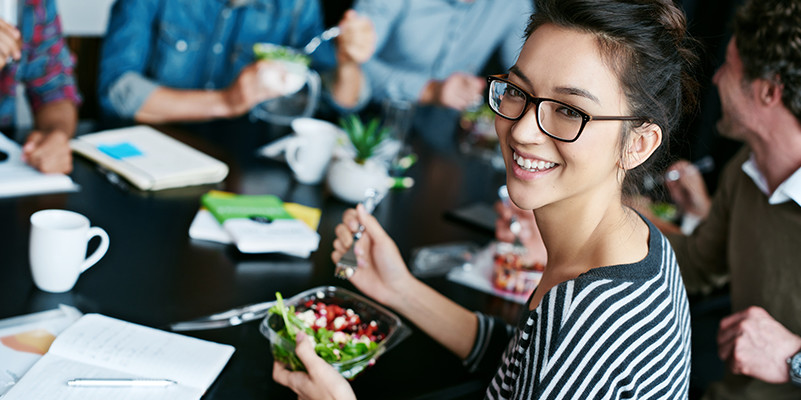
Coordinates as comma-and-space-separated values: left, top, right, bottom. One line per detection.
488, 80, 584, 141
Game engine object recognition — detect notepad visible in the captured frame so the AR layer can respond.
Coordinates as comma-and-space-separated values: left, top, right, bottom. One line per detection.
0, 134, 79, 198
2, 313, 234, 400
0, 305, 83, 396
70, 126, 229, 191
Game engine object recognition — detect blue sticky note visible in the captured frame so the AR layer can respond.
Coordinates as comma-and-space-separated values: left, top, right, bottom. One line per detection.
97, 142, 143, 160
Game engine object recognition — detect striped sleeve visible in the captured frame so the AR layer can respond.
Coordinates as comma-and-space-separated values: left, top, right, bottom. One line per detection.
463, 312, 516, 374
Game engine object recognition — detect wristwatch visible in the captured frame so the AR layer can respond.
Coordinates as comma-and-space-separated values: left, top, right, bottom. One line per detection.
787, 351, 801, 386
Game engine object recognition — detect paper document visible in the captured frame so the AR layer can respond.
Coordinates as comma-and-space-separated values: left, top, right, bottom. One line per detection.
0, 134, 79, 198
2, 314, 234, 400
0, 305, 83, 396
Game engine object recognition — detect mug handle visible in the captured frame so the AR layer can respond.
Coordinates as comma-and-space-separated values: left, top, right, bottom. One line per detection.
299, 70, 321, 119
284, 137, 309, 176
81, 226, 109, 273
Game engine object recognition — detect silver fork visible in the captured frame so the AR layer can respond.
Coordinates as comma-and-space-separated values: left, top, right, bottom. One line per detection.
303, 26, 341, 55
498, 185, 526, 250
334, 188, 384, 279
168, 300, 277, 331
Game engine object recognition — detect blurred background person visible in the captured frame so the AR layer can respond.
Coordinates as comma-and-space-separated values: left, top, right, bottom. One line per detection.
352, 0, 533, 149
97, 0, 375, 125
666, 0, 801, 398
0, 0, 80, 174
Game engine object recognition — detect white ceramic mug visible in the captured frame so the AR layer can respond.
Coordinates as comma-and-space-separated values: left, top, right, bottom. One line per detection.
29, 210, 110, 293
284, 118, 339, 185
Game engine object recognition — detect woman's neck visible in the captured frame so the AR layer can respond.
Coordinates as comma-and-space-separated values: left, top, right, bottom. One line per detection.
534, 191, 646, 281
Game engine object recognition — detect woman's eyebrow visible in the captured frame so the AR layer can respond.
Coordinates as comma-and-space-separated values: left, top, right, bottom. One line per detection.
508, 65, 533, 87
554, 86, 600, 105
510, 65, 600, 105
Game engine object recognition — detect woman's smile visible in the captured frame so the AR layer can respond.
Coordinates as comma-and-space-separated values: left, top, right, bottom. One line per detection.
511, 150, 559, 179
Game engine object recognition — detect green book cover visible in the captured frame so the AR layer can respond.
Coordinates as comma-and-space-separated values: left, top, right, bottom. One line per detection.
201, 192, 294, 225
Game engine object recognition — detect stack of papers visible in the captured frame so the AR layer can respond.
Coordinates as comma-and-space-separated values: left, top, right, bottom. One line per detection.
0, 134, 79, 198
189, 191, 321, 257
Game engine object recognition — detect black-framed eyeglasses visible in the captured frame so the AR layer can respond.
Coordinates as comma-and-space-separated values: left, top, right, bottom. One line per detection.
487, 74, 648, 143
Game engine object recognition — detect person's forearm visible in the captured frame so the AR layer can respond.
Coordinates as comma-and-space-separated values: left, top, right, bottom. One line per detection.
34, 99, 77, 136
330, 61, 362, 109
134, 87, 235, 124
388, 278, 478, 360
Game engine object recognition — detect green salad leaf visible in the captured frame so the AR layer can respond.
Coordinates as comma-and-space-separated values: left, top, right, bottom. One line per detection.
253, 43, 311, 67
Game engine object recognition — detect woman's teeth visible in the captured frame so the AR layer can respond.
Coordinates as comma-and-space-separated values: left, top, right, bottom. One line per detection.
513, 152, 556, 172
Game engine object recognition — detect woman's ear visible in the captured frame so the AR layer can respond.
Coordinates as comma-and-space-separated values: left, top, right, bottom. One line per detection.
621, 123, 662, 170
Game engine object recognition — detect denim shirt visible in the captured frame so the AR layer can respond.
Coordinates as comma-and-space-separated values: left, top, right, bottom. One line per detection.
98, 0, 360, 119
353, 0, 532, 104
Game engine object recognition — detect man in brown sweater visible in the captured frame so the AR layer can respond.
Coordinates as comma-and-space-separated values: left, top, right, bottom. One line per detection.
643, 0, 801, 398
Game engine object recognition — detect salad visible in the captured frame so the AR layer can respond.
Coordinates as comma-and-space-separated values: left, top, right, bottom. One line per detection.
267, 292, 385, 372
253, 43, 311, 67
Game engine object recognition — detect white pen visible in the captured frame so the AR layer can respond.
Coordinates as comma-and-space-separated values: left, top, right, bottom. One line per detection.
66, 378, 177, 387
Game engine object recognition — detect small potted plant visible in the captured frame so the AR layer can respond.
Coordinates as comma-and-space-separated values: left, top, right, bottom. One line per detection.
326, 115, 391, 204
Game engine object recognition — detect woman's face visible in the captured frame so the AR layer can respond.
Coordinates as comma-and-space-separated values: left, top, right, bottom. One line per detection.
496, 23, 631, 212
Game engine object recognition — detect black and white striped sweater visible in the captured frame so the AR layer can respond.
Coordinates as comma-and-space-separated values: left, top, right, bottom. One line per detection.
466, 218, 691, 399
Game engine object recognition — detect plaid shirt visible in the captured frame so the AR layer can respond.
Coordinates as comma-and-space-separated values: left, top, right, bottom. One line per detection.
0, 0, 81, 128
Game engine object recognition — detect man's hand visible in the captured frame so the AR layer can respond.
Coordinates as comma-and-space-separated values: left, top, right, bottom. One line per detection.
222, 60, 286, 117
22, 130, 73, 174
336, 10, 375, 65
665, 160, 711, 219
718, 306, 801, 383
0, 19, 21, 68
422, 72, 485, 111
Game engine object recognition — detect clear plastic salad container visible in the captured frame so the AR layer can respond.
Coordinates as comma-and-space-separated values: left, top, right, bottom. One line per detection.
259, 286, 410, 380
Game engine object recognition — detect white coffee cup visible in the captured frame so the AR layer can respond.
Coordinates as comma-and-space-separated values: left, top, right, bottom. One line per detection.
29, 210, 110, 293
285, 118, 340, 185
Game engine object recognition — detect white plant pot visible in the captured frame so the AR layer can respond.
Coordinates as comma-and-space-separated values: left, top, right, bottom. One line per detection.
326, 157, 389, 204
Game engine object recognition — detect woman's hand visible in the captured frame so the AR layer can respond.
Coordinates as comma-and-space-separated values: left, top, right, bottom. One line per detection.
331, 204, 415, 308
272, 332, 356, 400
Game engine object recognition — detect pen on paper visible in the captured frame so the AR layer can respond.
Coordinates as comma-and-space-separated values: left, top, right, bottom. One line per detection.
66, 378, 177, 387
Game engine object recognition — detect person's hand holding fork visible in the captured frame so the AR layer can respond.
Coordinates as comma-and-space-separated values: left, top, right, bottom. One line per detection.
494, 190, 548, 267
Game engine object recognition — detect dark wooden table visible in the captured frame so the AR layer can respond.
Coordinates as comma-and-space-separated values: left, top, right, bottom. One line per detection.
0, 114, 521, 399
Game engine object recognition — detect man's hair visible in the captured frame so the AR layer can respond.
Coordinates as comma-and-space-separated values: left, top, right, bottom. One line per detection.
734, 0, 801, 122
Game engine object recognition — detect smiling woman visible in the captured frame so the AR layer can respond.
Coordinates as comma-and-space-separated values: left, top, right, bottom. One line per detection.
275, 1, 700, 399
